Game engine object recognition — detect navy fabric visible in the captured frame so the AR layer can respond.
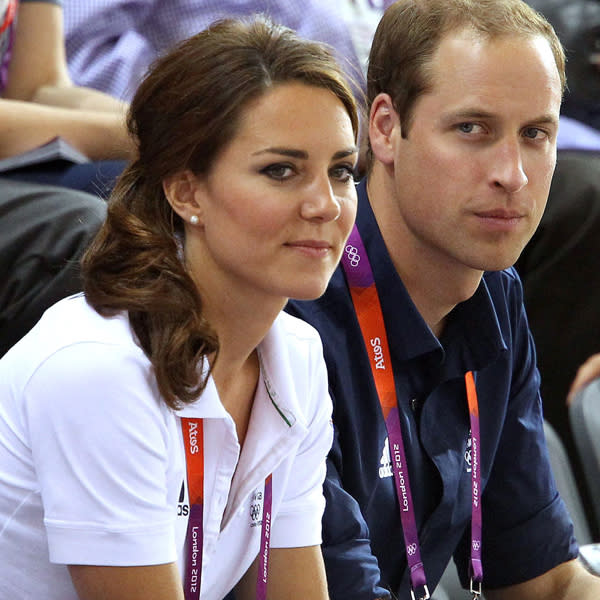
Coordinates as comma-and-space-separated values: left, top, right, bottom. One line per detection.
1, 159, 125, 198
286, 178, 578, 600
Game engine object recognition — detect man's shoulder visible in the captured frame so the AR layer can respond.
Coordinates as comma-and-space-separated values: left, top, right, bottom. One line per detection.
482, 267, 523, 302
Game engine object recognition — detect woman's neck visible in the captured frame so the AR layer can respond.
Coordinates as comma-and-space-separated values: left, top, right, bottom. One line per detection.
203, 293, 283, 448
211, 349, 260, 448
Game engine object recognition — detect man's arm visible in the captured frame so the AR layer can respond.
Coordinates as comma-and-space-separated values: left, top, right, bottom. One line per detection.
0, 2, 133, 160
485, 559, 600, 600
320, 429, 391, 600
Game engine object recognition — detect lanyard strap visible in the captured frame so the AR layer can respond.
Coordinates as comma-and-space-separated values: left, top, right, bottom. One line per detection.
257, 474, 273, 599
0, 0, 15, 35
341, 225, 483, 599
465, 372, 483, 596
181, 418, 272, 600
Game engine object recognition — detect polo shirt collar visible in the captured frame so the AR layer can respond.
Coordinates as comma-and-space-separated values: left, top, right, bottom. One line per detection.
355, 178, 507, 376
176, 314, 310, 514
176, 313, 307, 431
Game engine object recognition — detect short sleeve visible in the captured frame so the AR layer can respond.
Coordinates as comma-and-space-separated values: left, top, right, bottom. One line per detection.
23, 341, 180, 566
474, 276, 578, 587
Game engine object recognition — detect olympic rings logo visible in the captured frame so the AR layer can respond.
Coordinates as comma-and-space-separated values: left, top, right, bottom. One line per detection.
345, 244, 360, 267
472, 541, 481, 551
250, 503, 261, 521
406, 543, 418, 556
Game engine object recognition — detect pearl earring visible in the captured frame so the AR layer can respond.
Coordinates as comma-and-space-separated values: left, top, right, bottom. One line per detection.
190, 215, 199, 225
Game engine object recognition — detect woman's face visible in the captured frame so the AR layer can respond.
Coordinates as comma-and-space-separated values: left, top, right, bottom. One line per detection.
184, 82, 358, 306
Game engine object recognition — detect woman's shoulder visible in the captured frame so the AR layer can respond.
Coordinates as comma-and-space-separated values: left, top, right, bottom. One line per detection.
24, 294, 134, 351
261, 311, 331, 415
274, 309, 324, 347
2, 294, 148, 392
269, 310, 327, 373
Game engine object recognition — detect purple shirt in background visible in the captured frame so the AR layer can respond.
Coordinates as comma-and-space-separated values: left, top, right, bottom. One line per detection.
557, 115, 600, 151
63, 0, 365, 101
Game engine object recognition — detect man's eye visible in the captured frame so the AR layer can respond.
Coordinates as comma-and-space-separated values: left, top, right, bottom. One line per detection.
523, 127, 546, 140
458, 122, 476, 134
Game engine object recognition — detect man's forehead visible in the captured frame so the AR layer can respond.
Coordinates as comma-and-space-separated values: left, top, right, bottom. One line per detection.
412, 31, 562, 124
428, 29, 561, 93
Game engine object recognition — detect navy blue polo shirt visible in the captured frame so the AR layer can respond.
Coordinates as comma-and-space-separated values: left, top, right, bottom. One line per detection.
286, 178, 577, 600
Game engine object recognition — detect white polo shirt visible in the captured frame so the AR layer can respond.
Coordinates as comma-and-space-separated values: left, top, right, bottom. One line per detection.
0, 294, 333, 600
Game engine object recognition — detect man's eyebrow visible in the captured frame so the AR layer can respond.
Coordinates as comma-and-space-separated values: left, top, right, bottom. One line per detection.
526, 114, 560, 127
446, 109, 495, 121
441, 109, 559, 126
252, 146, 359, 159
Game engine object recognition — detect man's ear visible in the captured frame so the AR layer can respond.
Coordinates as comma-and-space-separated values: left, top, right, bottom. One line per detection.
369, 93, 401, 166
162, 170, 204, 225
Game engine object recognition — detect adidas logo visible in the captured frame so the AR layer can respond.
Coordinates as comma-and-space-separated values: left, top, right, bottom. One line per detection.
465, 430, 472, 473
379, 437, 393, 479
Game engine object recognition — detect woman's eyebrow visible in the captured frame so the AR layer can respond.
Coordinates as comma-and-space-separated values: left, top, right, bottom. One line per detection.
253, 147, 309, 159
253, 146, 359, 159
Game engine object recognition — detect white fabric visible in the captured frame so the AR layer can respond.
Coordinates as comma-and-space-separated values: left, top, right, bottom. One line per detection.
0, 294, 333, 600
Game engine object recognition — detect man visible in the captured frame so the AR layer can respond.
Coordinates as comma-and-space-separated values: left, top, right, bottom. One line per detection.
287, 0, 600, 598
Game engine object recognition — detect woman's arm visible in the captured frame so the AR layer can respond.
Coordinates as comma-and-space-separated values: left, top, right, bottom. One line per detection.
0, 2, 134, 159
234, 545, 329, 600
68, 563, 184, 600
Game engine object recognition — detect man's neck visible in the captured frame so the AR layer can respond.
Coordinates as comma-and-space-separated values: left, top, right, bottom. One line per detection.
366, 166, 483, 338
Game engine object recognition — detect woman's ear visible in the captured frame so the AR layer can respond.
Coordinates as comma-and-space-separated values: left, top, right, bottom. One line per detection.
369, 93, 401, 166
162, 170, 204, 226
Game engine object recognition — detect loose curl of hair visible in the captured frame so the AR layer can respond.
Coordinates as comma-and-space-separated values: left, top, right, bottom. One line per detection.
82, 16, 360, 409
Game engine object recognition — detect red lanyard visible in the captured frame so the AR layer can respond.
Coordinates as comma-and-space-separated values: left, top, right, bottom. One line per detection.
0, 0, 15, 35
341, 224, 483, 599
181, 418, 272, 600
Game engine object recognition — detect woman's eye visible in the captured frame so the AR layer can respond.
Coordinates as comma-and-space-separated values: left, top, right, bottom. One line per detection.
261, 164, 294, 180
330, 165, 355, 183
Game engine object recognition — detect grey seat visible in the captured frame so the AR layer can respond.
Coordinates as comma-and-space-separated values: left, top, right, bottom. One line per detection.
544, 420, 593, 545
569, 379, 600, 533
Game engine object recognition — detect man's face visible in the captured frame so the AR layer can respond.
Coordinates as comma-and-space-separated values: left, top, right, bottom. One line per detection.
387, 29, 563, 276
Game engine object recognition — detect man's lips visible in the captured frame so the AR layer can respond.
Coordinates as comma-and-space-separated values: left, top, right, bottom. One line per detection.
474, 208, 526, 219
473, 208, 527, 231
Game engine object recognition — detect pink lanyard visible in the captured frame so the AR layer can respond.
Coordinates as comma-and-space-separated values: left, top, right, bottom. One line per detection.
341, 224, 483, 600
0, 0, 16, 90
181, 418, 273, 600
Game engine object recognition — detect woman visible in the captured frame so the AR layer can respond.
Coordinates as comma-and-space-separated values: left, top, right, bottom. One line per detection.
0, 17, 359, 600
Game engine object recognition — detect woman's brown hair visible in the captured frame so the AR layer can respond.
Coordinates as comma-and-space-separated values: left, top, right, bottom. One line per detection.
82, 16, 360, 409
